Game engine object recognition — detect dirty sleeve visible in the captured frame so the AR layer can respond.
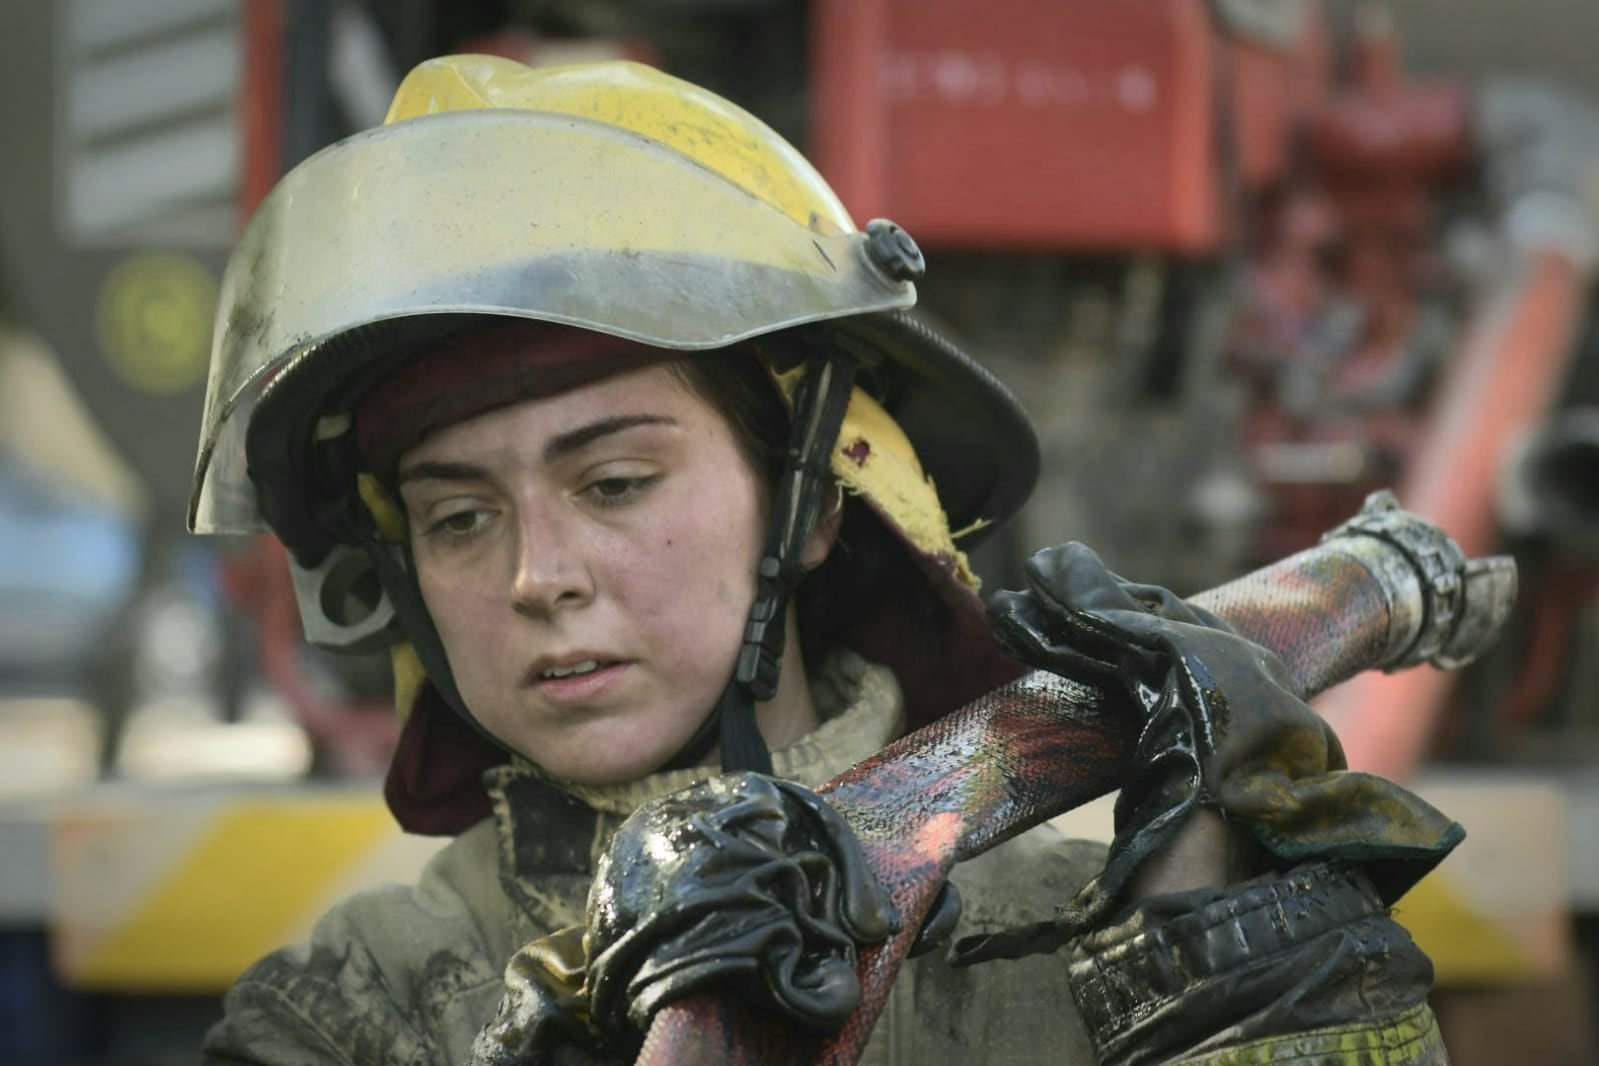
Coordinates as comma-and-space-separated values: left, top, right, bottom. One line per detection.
1066, 860, 1449, 1065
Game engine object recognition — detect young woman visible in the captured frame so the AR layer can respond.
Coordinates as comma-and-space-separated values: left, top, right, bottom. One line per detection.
193, 55, 1457, 1065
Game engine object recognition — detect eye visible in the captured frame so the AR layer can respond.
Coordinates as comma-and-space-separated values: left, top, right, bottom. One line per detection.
583, 474, 659, 507
425, 508, 493, 539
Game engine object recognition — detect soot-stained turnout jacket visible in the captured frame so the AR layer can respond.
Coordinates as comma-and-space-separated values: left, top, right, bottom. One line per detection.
203, 653, 1449, 1065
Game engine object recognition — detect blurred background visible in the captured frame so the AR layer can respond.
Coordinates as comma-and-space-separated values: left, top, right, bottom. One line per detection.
3, 0, 1599, 1062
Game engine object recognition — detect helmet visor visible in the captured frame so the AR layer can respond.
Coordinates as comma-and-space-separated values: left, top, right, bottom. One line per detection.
189, 109, 913, 533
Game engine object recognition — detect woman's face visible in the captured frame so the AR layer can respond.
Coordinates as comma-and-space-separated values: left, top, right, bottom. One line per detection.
396, 362, 821, 784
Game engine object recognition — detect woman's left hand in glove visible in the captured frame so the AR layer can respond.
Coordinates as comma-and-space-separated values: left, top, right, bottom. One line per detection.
957, 541, 1464, 963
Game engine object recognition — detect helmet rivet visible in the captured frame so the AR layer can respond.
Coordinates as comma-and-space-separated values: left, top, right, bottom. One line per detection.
864, 219, 925, 282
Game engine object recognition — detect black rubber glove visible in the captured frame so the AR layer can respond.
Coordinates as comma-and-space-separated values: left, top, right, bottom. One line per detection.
472, 773, 961, 1063
957, 542, 1463, 963
585, 772, 900, 1046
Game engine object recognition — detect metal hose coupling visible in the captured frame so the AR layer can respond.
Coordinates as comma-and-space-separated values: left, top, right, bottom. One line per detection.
1319, 490, 1518, 671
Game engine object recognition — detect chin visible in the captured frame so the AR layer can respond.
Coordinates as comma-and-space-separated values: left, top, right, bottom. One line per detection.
534, 729, 701, 787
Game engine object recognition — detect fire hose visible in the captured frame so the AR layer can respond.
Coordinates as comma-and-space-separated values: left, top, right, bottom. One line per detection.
635, 490, 1517, 1065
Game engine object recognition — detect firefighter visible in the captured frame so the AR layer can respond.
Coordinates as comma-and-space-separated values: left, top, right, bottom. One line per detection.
193, 55, 1461, 1065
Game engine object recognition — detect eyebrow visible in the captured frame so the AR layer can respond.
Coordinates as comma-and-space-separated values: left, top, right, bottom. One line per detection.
396, 459, 490, 486
396, 414, 678, 485
543, 414, 678, 463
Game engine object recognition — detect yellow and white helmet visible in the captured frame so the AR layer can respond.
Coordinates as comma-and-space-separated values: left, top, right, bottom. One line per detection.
189, 55, 1037, 831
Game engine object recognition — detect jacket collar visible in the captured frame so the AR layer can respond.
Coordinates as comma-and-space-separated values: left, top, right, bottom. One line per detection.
483, 651, 904, 932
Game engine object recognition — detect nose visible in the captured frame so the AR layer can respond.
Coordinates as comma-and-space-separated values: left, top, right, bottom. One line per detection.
509, 503, 595, 619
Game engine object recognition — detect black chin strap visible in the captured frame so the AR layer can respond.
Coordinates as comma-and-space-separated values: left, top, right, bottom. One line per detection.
717, 353, 859, 774
709, 680, 769, 772
661, 353, 858, 774
362, 537, 512, 751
